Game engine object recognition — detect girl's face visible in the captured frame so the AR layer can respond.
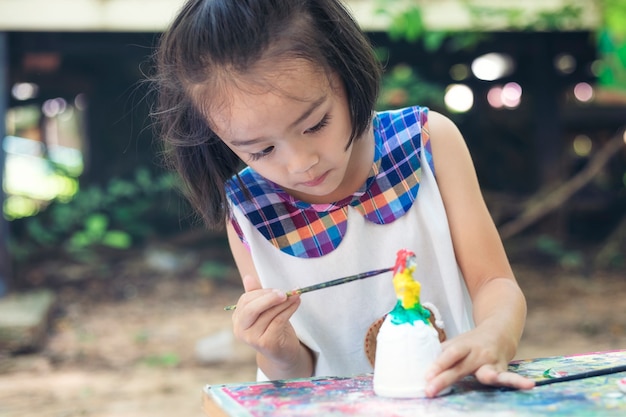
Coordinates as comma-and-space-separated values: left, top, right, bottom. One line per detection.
205, 60, 373, 204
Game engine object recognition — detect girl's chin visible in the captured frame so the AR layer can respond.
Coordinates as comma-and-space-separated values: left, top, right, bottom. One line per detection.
281, 174, 353, 203
283, 185, 341, 203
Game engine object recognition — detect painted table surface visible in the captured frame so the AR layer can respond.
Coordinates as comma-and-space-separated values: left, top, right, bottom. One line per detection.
202, 350, 626, 417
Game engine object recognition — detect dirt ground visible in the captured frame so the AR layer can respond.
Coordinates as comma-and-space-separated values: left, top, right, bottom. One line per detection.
0, 238, 625, 417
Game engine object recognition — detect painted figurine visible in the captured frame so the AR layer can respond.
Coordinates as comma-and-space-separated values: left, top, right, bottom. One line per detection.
372, 249, 447, 398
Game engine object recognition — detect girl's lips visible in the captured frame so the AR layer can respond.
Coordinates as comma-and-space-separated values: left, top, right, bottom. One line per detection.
300, 171, 329, 187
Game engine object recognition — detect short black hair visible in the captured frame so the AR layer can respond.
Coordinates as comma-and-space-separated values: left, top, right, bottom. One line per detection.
152, 0, 381, 228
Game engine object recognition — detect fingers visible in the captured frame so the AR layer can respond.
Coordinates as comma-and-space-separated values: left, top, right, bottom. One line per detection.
259, 296, 301, 345
242, 274, 262, 292
475, 366, 535, 390
248, 294, 300, 337
235, 274, 287, 329
425, 345, 470, 397
425, 344, 536, 397
234, 289, 283, 325
235, 296, 301, 358
231, 275, 301, 357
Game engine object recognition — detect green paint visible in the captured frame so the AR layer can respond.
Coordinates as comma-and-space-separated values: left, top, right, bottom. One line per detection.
389, 300, 431, 326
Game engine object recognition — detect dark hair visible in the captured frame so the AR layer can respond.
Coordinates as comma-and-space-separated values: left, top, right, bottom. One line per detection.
152, 0, 381, 229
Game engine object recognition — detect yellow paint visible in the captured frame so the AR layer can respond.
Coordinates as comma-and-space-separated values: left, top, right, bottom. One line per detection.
392, 262, 421, 310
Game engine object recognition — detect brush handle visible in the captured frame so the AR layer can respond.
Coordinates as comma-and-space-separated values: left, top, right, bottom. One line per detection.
224, 267, 393, 311
286, 267, 393, 296
498, 363, 626, 391
534, 364, 626, 387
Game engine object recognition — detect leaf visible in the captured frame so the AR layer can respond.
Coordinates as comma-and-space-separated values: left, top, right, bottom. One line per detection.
199, 261, 231, 281
535, 235, 564, 257
389, 7, 424, 43
423, 31, 448, 52
559, 252, 584, 269
135, 168, 153, 190
604, 0, 626, 36
50, 204, 77, 232
84, 214, 109, 238
26, 218, 56, 245
101, 231, 132, 249
107, 178, 136, 198
142, 353, 180, 368
67, 231, 93, 250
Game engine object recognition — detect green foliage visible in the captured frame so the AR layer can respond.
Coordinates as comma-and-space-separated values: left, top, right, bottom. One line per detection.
198, 261, 232, 282
377, 0, 586, 47
596, 0, 626, 91
466, 3, 584, 31
377, 64, 444, 110
376, 0, 626, 91
8, 167, 182, 263
141, 353, 181, 368
602, 0, 626, 36
535, 235, 584, 269
378, 4, 425, 42
66, 214, 132, 253
375, 0, 492, 52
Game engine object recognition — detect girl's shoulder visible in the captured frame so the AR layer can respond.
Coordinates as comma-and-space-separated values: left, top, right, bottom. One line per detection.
375, 105, 429, 131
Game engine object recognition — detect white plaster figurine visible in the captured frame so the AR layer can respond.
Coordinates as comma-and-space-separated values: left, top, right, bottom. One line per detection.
372, 248, 448, 398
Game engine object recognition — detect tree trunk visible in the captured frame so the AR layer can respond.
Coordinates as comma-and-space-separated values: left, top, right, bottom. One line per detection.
499, 129, 626, 240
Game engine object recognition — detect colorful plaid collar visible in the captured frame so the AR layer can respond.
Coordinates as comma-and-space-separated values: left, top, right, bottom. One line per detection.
226, 106, 432, 258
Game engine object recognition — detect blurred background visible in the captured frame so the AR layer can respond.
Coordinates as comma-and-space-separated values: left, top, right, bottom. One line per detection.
0, 1, 625, 416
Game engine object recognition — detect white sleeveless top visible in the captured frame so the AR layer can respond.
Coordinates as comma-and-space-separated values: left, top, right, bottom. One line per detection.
227, 107, 474, 378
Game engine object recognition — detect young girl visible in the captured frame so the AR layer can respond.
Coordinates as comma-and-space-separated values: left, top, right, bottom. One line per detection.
153, 0, 534, 396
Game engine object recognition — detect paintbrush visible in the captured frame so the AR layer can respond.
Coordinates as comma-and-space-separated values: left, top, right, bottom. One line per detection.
499, 364, 626, 391
224, 267, 393, 311
533, 364, 626, 387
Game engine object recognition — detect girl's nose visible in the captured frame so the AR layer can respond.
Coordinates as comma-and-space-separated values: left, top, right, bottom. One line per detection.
286, 144, 319, 174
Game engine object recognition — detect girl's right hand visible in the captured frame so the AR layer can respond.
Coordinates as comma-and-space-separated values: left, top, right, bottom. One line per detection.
231, 274, 306, 376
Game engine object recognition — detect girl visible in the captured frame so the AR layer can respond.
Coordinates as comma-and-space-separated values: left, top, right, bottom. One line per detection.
153, 0, 534, 397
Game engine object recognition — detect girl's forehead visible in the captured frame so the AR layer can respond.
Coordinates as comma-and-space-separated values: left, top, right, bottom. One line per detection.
201, 61, 343, 141
199, 58, 335, 114
235, 58, 331, 95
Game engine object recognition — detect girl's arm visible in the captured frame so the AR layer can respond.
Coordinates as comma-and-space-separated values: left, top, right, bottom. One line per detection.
424, 111, 534, 396
226, 221, 315, 379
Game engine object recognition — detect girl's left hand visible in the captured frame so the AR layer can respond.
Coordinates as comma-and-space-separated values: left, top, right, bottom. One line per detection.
424, 327, 535, 397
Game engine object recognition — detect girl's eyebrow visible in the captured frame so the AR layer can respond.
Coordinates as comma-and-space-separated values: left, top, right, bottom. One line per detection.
229, 95, 327, 147
289, 95, 326, 130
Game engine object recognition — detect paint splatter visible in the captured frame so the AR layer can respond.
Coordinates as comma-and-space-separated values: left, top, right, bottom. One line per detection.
543, 368, 568, 379
618, 377, 626, 394
206, 351, 626, 417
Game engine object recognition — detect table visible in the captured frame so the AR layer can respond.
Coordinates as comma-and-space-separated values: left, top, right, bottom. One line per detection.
202, 350, 626, 416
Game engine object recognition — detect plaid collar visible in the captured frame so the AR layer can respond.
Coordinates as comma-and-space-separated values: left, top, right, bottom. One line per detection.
226, 106, 432, 258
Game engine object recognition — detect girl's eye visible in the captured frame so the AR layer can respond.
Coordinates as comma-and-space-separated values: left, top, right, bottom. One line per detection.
305, 115, 330, 134
249, 146, 274, 161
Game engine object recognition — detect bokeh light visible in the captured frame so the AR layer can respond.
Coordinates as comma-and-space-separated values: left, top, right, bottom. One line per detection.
449, 63, 469, 81
573, 82, 594, 102
11, 83, 39, 101
487, 83, 522, 110
572, 134, 592, 157
471, 53, 514, 81
487, 86, 504, 109
444, 84, 474, 113
501, 82, 522, 109
42, 98, 68, 117
554, 53, 576, 75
